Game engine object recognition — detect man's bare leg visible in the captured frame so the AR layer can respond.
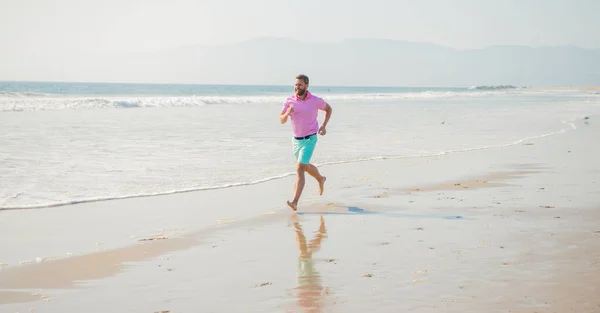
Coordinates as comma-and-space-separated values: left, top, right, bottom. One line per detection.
287, 163, 307, 211
306, 163, 326, 195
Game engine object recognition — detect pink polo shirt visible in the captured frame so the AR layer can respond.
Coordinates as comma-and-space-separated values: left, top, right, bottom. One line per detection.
281, 91, 327, 138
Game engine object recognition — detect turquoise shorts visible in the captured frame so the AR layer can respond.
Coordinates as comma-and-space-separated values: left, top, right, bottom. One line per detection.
293, 134, 318, 164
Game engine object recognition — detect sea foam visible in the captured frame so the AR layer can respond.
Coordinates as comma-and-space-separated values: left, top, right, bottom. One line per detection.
0, 90, 518, 112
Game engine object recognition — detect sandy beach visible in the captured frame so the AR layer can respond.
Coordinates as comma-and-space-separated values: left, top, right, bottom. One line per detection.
1, 116, 599, 313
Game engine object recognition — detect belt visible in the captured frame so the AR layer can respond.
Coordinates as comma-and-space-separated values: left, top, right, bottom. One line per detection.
294, 133, 316, 140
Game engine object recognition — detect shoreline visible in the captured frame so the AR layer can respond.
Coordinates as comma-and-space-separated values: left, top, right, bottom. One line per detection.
1, 115, 588, 212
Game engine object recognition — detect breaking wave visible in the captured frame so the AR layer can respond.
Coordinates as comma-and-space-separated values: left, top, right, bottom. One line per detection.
0, 90, 517, 112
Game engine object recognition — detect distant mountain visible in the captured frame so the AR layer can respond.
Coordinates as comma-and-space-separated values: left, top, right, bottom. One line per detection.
5, 37, 600, 87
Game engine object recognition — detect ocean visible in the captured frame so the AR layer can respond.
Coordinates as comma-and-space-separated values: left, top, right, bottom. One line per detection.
1, 81, 598, 210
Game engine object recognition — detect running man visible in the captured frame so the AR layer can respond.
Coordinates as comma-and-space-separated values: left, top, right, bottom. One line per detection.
280, 74, 333, 211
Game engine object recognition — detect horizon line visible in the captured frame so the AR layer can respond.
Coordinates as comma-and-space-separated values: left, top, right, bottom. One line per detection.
0, 79, 533, 89
170, 36, 600, 52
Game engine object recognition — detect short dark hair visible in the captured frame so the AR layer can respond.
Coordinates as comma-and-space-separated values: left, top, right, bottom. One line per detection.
296, 74, 309, 84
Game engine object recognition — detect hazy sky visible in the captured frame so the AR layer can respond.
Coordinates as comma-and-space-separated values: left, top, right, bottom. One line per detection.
1, 0, 599, 56
1, 0, 599, 84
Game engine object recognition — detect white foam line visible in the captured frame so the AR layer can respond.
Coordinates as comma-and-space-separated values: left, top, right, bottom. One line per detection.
316, 120, 577, 166
0, 120, 579, 211
0, 173, 295, 211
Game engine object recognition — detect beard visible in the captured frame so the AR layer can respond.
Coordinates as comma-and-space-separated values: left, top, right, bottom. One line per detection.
295, 88, 306, 96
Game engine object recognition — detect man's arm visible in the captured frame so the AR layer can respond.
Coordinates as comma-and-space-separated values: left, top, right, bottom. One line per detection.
280, 105, 293, 124
318, 103, 332, 135
321, 103, 332, 128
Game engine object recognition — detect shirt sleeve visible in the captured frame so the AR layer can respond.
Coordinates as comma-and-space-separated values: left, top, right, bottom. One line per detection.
317, 97, 327, 110
281, 99, 290, 114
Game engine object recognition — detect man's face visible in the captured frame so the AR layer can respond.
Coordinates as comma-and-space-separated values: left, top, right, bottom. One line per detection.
294, 79, 307, 97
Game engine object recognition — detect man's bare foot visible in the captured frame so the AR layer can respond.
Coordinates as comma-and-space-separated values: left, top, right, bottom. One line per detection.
319, 176, 327, 195
287, 201, 298, 211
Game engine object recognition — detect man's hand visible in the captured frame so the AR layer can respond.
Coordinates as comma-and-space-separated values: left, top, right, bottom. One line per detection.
318, 125, 327, 136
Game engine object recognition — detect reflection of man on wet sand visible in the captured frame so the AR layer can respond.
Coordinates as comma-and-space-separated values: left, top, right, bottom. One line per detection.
293, 216, 329, 313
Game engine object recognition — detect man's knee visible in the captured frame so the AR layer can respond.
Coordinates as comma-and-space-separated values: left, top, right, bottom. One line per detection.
296, 162, 308, 173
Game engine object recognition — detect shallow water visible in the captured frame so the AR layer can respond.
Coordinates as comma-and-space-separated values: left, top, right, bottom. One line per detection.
1, 82, 598, 209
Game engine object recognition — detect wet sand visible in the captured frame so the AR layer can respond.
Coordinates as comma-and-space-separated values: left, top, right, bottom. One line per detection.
1, 117, 599, 312
401, 170, 537, 193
